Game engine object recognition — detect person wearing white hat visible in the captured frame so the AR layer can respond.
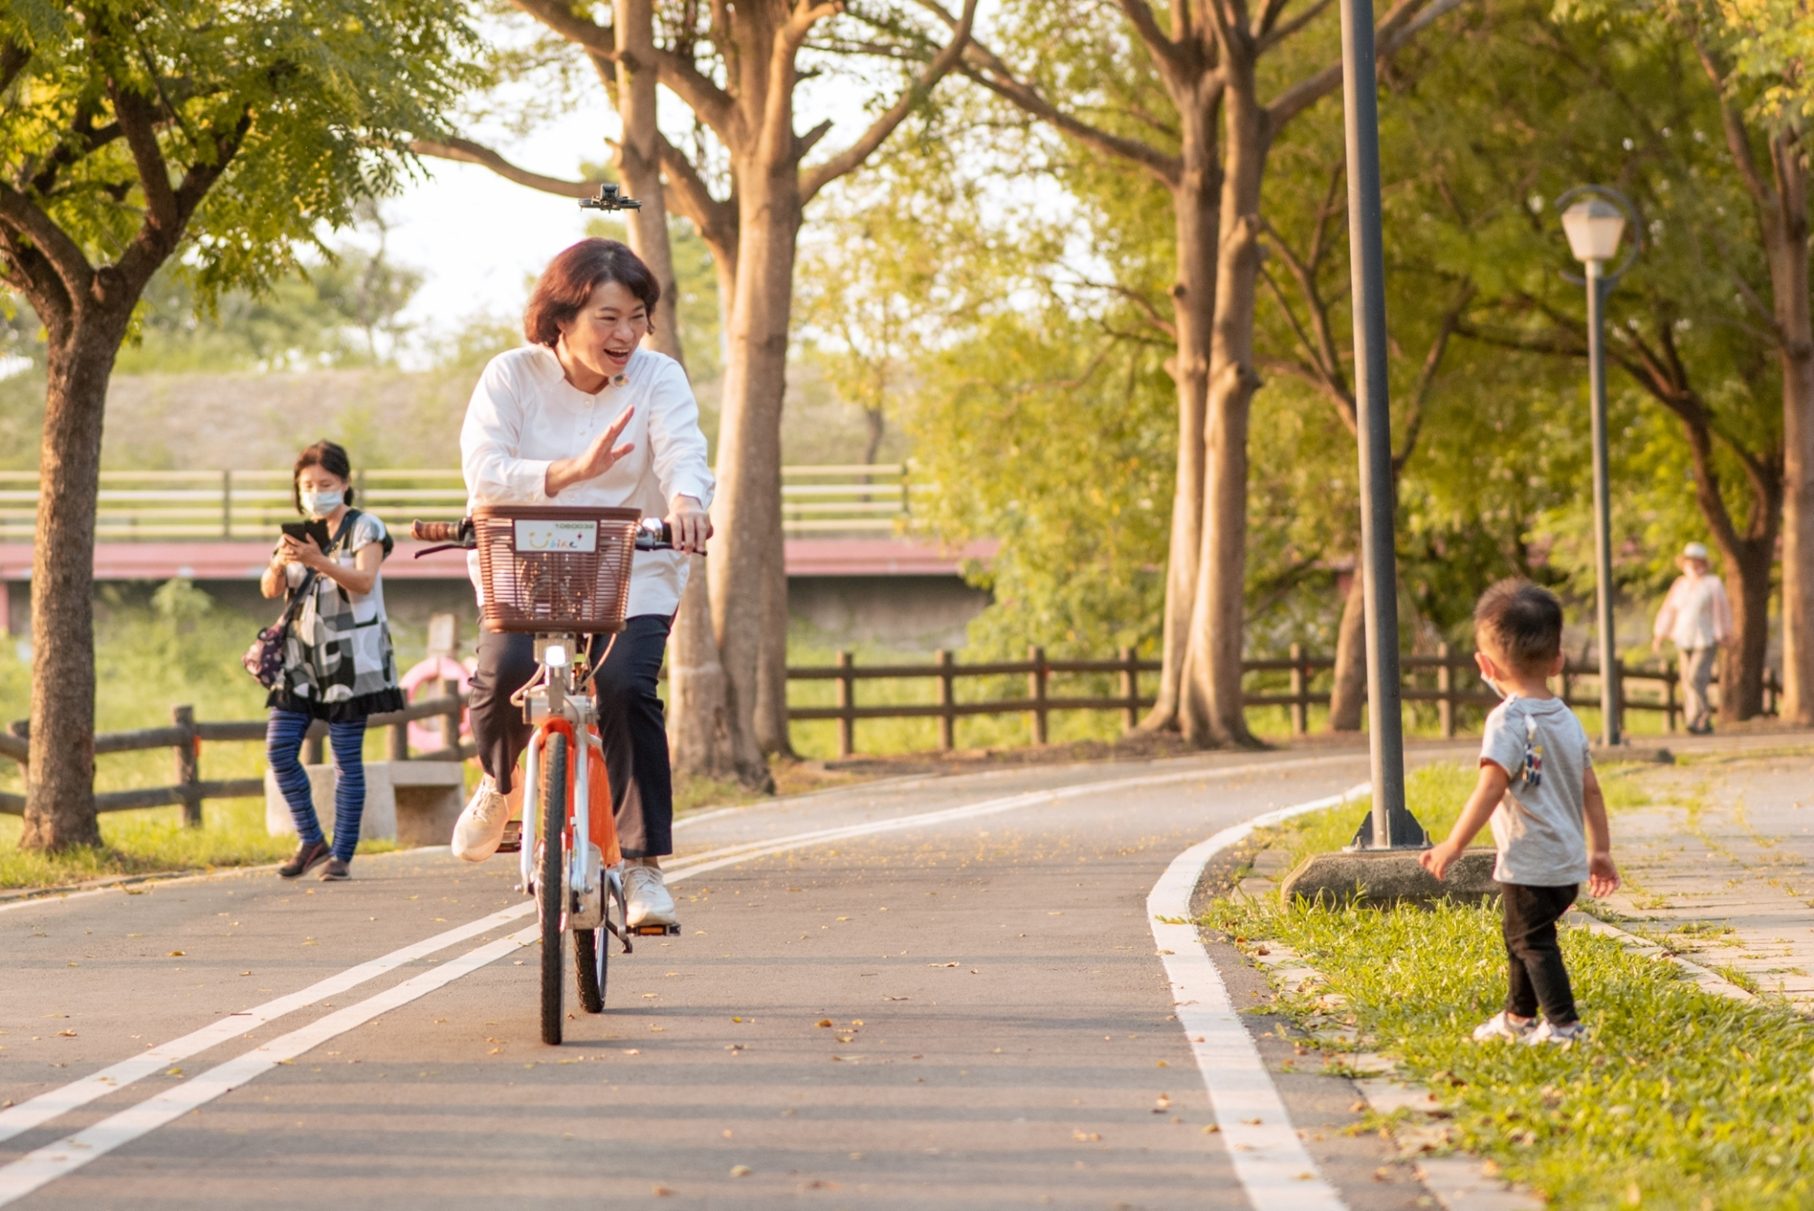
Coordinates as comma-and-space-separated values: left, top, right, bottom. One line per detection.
1651, 541, 1733, 734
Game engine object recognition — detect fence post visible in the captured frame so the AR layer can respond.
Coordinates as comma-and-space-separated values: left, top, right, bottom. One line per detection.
1437, 641, 1455, 739
221, 469, 233, 539
1559, 661, 1572, 709
389, 716, 409, 761
1664, 664, 1678, 733
1119, 646, 1140, 732
1288, 643, 1309, 736
173, 705, 202, 827
836, 650, 855, 758
304, 724, 324, 767
441, 680, 464, 756
1027, 645, 1048, 745
936, 649, 956, 751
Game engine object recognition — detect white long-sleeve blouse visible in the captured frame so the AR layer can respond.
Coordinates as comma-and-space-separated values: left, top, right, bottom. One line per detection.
459, 343, 715, 618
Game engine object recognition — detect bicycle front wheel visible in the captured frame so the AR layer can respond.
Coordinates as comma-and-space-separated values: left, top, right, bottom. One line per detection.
539, 732, 568, 1046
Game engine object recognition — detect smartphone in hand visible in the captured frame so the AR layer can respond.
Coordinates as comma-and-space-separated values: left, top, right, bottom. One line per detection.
281, 519, 332, 550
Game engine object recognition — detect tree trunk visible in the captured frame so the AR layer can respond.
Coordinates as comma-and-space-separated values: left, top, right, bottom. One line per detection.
1140, 93, 1217, 734
23, 309, 130, 850
709, 162, 802, 759
1720, 535, 1775, 722
1328, 561, 1367, 731
1670, 389, 1780, 723
1180, 65, 1266, 748
1770, 136, 1814, 725
610, 0, 766, 786
861, 406, 885, 467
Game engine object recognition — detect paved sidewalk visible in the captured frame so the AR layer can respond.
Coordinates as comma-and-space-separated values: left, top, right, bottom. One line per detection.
1596, 737, 1814, 1008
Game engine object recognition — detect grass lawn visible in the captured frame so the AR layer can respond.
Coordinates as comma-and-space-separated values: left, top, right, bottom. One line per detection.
1218, 759, 1813, 1210
1211, 895, 1814, 1209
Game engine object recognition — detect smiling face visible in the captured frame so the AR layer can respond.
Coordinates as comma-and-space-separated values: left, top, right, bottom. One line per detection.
555, 279, 649, 391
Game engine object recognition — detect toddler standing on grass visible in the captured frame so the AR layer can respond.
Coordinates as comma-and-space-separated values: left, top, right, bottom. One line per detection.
1420, 579, 1621, 1046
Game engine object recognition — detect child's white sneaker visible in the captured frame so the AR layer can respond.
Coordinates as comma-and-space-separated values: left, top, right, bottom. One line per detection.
1525, 1020, 1587, 1047
1472, 1012, 1537, 1042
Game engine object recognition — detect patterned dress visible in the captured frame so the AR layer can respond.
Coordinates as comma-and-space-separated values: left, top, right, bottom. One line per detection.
268, 510, 405, 722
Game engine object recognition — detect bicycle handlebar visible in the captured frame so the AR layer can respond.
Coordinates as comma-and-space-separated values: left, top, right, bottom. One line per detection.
409, 517, 693, 555
411, 520, 467, 544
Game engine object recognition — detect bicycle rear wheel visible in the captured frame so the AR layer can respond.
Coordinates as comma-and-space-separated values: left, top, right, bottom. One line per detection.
575, 927, 605, 1013
539, 733, 567, 1046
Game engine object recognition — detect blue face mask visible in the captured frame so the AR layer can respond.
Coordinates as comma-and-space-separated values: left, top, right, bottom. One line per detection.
299, 489, 343, 520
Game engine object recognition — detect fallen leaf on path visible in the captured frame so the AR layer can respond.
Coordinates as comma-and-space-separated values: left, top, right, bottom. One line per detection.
56, 1030, 76, 1038
652, 1186, 673, 1197
166, 950, 185, 957
816, 1019, 834, 1028
730, 1166, 752, 1178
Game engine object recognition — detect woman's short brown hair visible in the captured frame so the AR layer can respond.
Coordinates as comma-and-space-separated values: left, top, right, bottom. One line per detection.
522, 238, 661, 347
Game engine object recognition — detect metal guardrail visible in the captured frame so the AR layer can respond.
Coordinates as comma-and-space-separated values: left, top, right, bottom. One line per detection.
0, 463, 924, 540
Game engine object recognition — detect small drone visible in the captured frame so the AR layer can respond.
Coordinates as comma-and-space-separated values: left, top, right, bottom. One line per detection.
580, 183, 641, 212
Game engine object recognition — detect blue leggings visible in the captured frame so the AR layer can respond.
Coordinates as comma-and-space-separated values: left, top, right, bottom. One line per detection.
266, 708, 368, 862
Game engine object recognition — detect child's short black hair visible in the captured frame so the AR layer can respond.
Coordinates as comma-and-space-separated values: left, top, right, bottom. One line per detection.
1474, 578, 1563, 674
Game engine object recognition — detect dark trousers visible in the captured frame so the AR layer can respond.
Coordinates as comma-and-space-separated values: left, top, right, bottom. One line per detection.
467, 615, 674, 859
1500, 882, 1579, 1024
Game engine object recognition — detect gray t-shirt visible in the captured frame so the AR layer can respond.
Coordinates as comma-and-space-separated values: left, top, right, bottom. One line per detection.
1480, 695, 1591, 886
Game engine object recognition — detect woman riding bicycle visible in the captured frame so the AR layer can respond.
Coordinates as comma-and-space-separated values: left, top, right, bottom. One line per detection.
450, 238, 712, 932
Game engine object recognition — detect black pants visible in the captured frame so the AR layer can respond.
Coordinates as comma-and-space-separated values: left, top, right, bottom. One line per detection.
467, 615, 674, 859
1500, 882, 1579, 1024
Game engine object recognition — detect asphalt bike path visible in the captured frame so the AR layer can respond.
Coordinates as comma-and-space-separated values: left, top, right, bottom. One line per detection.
0, 746, 1467, 1210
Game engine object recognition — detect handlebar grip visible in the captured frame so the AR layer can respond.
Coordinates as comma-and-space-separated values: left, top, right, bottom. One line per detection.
412, 520, 464, 543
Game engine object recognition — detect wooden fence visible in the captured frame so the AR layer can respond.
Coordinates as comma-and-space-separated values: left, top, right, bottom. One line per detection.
0, 463, 925, 540
0, 647, 1782, 815
0, 689, 471, 821
788, 642, 1783, 757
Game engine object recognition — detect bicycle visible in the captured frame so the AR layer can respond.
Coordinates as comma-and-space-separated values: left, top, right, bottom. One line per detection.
413, 505, 684, 1045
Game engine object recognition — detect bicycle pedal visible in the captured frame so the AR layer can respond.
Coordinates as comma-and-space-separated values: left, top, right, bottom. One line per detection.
497, 820, 523, 854
628, 922, 681, 937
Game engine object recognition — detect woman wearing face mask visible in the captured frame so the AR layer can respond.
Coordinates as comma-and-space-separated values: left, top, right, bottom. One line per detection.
259, 439, 403, 880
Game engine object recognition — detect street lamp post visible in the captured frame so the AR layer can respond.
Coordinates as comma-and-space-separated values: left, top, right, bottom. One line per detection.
1559, 187, 1640, 749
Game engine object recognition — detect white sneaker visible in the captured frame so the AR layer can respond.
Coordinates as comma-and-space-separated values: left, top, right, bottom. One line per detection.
1472, 1012, 1537, 1042
624, 863, 677, 928
1525, 1020, 1587, 1047
451, 775, 510, 862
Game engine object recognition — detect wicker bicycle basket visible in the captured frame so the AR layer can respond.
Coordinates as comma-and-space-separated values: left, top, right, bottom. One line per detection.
471, 505, 642, 634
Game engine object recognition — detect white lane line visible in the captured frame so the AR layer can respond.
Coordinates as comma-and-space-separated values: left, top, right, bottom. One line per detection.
1147, 784, 1370, 1211
664, 754, 1366, 879
0, 787, 764, 1139
0, 901, 533, 1146
0, 926, 536, 1205
0, 752, 1368, 1204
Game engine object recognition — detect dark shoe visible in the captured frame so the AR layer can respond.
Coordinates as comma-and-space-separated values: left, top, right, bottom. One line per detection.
318, 857, 351, 881
279, 839, 331, 879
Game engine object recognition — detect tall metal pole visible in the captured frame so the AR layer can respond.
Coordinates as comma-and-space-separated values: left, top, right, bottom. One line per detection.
1586, 261, 1621, 746
1339, 0, 1410, 847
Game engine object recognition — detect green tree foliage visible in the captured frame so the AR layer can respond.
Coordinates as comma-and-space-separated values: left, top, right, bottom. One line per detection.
1, 0, 479, 848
